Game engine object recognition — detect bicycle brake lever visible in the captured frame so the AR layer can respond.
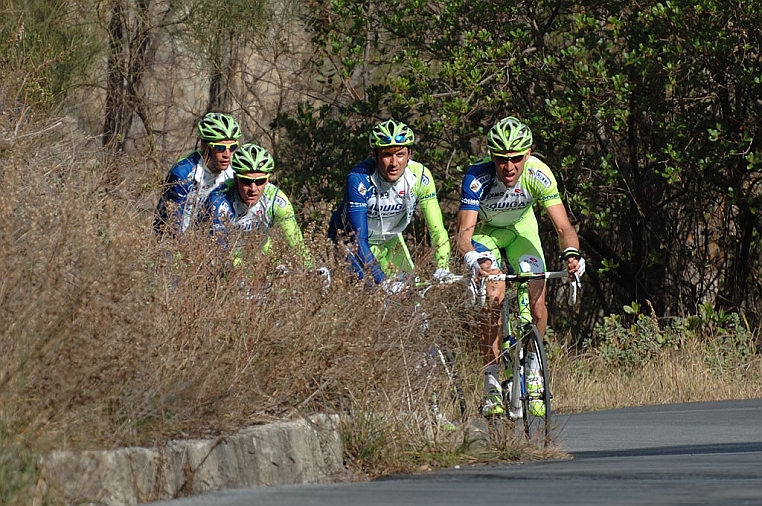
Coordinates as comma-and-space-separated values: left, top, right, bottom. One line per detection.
568, 274, 581, 306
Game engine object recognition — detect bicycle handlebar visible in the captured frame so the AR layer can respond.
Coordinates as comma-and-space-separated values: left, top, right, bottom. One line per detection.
486, 270, 569, 283
485, 270, 580, 306
407, 271, 580, 307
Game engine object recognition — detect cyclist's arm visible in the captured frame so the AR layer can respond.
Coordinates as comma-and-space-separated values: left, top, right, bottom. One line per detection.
456, 209, 494, 277
208, 187, 233, 247
271, 191, 314, 269
458, 164, 504, 276
154, 165, 193, 235
545, 203, 582, 275
456, 209, 479, 257
417, 168, 451, 270
346, 207, 385, 283
339, 171, 385, 283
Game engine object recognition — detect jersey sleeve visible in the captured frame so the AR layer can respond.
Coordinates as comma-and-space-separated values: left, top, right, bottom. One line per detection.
271, 189, 314, 268
207, 186, 233, 245
154, 161, 193, 236
459, 165, 486, 212
344, 173, 386, 283
416, 167, 451, 270
525, 162, 563, 209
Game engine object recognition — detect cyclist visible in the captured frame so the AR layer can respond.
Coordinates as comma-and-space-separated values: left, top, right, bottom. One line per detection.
154, 112, 242, 236
207, 143, 319, 274
327, 119, 451, 292
456, 116, 586, 417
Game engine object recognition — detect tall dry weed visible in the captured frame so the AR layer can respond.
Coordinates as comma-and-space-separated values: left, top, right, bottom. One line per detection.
0, 134, 487, 494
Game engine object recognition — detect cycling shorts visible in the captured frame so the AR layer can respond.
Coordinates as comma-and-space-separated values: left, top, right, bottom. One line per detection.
471, 212, 546, 273
370, 234, 415, 276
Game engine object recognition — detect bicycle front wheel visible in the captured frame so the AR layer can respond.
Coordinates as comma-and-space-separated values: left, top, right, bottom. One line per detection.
521, 324, 551, 444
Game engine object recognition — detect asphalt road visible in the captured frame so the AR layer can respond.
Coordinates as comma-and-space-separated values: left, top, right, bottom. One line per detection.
152, 399, 762, 506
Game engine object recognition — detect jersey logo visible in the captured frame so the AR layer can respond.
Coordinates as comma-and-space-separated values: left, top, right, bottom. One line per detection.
275, 196, 287, 208
358, 182, 367, 195
470, 179, 482, 192
421, 174, 430, 186
529, 168, 552, 188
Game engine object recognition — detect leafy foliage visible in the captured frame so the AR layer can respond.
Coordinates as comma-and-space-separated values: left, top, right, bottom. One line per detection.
587, 310, 684, 370
587, 300, 756, 372
276, 0, 762, 339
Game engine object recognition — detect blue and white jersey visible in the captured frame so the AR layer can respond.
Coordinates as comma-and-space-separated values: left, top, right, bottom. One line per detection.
209, 182, 289, 233
333, 158, 430, 244
459, 155, 562, 228
328, 158, 448, 283
154, 151, 234, 235
207, 181, 311, 266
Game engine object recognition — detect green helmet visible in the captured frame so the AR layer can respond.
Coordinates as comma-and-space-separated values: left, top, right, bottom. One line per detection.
197, 112, 242, 142
230, 143, 275, 175
486, 116, 533, 155
369, 119, 415, 149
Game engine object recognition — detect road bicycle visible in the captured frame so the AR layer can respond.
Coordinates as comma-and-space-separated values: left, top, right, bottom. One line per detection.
482, 268, 579, 443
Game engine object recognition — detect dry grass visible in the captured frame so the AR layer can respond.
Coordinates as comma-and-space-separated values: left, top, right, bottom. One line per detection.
552, 339, 762, 413
1, 125, 761, 504
0, 133, 495, 501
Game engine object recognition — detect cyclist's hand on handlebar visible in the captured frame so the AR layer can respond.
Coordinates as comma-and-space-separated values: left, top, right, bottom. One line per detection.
463, 250, 498, 278
381, 278, 406, 295
432, 268, 453, 283
561, 247, 586, 277
575, 257, 586, 277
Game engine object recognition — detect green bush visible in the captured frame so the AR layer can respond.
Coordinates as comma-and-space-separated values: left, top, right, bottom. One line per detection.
586, 310, 683, 370
586, 301, 757, 372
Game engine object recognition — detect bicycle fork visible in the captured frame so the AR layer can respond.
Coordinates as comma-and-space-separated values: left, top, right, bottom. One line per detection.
501, 284, 532, 420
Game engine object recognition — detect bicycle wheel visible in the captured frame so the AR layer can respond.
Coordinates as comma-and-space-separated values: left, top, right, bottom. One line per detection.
521, 324, 551, 443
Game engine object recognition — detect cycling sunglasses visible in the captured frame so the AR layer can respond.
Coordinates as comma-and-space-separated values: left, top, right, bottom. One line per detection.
493, 153, 526, 164
208, 141, 239, 153
238, 175, 268, 186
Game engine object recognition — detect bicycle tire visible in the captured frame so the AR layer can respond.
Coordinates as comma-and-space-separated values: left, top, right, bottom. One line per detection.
521, 324, 552, 444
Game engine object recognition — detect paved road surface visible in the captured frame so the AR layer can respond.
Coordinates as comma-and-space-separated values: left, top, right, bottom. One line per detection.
152, 399, 762, 505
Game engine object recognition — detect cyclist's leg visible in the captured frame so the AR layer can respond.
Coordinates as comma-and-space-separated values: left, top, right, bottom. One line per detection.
384, 233, 416, 276
369, 243, 390, 275
471, 231, 505, 364
471, 229, 506, 416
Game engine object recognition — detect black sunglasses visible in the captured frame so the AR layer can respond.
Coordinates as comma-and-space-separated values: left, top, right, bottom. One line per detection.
238, 176, 268, 186
494, 153, 525, 164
